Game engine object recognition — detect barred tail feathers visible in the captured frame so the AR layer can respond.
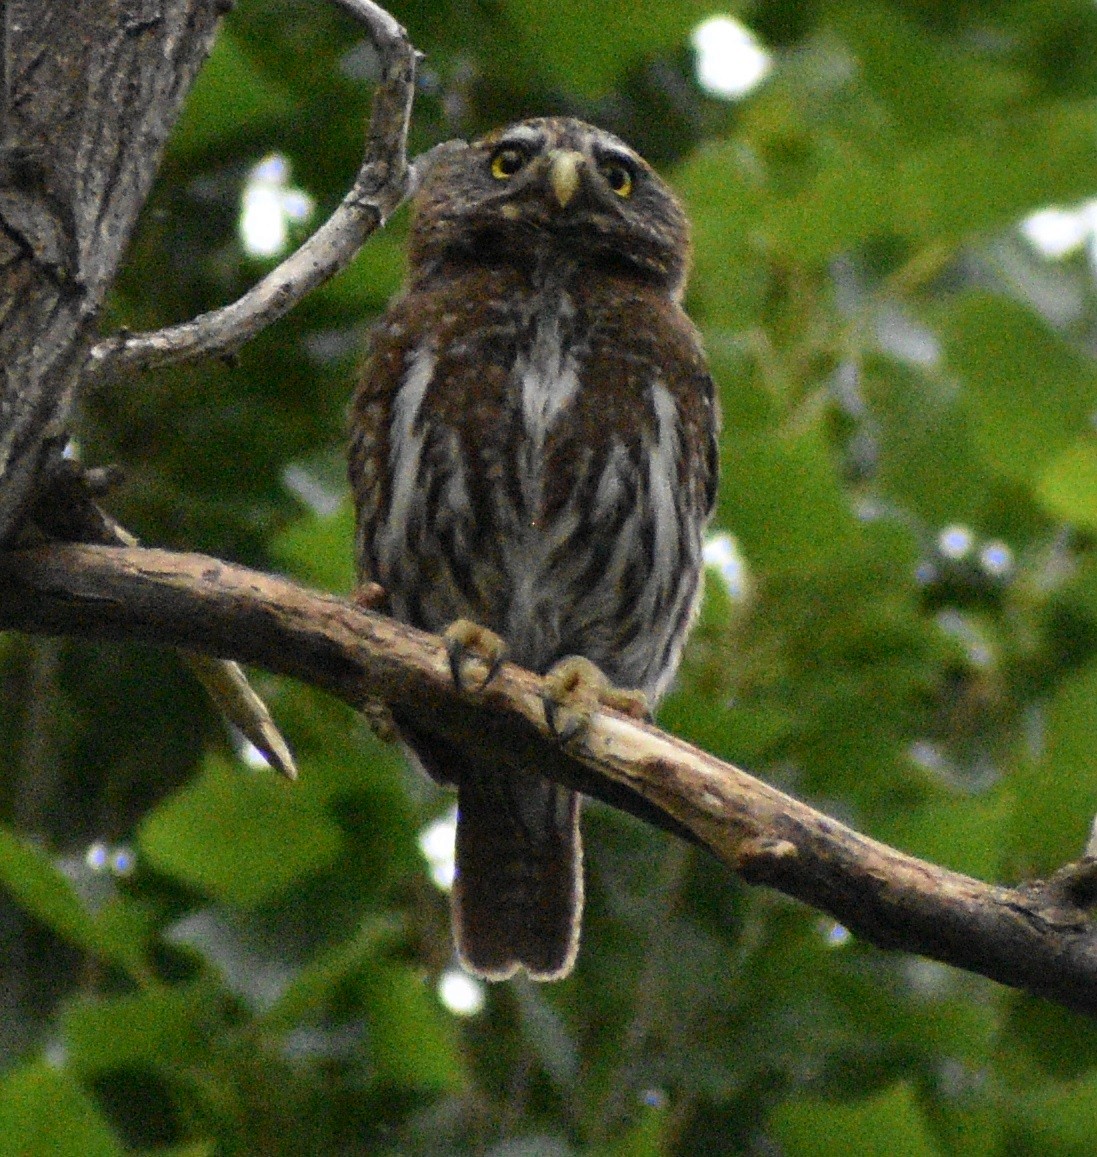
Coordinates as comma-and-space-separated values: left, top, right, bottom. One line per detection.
453, 767, 583, 982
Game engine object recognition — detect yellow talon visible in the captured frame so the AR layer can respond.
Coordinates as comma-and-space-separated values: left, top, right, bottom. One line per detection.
443, 620, 508, 693
541, 656, 649, 743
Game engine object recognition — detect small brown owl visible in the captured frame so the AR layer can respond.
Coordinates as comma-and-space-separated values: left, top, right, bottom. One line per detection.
349, 117, 718, 981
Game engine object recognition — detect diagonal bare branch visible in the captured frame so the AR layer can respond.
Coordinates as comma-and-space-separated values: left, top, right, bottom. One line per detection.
1, 542, 1096, 1016
85, 0, 418, 380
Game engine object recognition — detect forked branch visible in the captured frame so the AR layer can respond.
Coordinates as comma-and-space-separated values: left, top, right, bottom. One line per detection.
1, 542, 1096, 1017
86, 0, 418, 380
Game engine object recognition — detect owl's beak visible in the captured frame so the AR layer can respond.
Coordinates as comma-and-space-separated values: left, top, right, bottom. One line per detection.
548, 149, 584, 208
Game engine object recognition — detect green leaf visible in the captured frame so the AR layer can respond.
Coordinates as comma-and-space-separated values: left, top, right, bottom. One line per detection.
659, 694, 795, 766
1014, 1068, 1097, 1156
1064, 553, 1097, 622
170, 30, 293, 161
599, 1097, 668, 1157
1005, 659, 1097, 877
676, 139, 770, 328
1003, 994, 1097, 1080
137, 1146, 215, 1157
863, 355, 987, 525
829, 3, 980, 140
0, 1063, 125, 1157
62, 982, 219, 1078
705, 334, 779, 436
503, 0, 712, 97
772, 1081, 943, 1157
0, 827, 145, 979
897, 105, 1097, 243
920, 1077, 1003, 1157
876, 789, 1013, 883
823, 955, 999, 1072
261, 917, 398, 1033
318, 223, 408, 313
762, 138, 897, 263
717, 424, 861, 575
92, 896, 158, 968
1038, 436, 1097, 529
138, 757, 342, 908
359, 965, 465, 1092
269, 498, 357, 593
762, 106, 1097, 261
941, 293, 1097, 485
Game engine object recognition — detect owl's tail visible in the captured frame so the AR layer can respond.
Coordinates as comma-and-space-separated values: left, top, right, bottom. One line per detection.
400, 727, 583, 981
453, 766, 583, 982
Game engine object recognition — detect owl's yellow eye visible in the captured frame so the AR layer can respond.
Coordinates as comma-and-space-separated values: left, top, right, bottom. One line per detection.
599, 159, 634, 197
490, 146, 528, 180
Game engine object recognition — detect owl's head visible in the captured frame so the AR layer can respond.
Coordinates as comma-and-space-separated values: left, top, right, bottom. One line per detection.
407, 117, 691, 300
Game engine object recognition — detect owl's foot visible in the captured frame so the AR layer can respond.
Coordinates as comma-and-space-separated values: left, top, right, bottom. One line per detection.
444, 620, 508, 693
541, 656, 650, 744
352, 581, 387, 611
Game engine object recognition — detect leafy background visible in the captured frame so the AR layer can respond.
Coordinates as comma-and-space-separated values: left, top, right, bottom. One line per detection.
4, 0, 1097, 1152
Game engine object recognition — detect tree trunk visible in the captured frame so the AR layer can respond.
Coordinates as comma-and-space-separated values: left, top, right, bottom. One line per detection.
0, 0, 223, 544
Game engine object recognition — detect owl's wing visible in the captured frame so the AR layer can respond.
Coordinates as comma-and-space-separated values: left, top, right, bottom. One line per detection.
663, 316, 720, 528
348, 310, 411, 586
696, 364, 720, 523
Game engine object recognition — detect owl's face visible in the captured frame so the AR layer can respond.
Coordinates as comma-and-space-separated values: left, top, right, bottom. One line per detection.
408, 117, 691, 300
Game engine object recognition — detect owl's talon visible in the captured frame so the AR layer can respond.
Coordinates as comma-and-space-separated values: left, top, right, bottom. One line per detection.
444, 620, 508, 693
542, 695, 585, 745
606, 688, 653, 723
541, 656, 649, 744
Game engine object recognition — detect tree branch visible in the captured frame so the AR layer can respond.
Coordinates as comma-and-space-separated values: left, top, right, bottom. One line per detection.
1, 542, 1096, 1015
86, 0, 417, 379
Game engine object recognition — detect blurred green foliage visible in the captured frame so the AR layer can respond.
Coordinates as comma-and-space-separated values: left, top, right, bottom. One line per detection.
5, 0, 1097, 1151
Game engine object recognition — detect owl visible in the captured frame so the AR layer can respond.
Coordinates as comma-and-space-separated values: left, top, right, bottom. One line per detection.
349, 117, 718, 981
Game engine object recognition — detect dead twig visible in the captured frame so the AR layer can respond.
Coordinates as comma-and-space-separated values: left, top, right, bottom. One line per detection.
85, 0, 417, 379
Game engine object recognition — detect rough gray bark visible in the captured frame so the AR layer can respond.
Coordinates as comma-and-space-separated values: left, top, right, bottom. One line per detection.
0, 0, 224, 545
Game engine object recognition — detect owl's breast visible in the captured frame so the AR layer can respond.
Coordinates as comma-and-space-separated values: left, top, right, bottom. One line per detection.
508, 288, 586, 525
356, 268, 709, 685
515, 290, 582, 449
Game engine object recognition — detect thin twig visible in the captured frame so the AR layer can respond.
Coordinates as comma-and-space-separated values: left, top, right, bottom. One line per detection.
85, 0, 417, 380
26, 454, 297, 778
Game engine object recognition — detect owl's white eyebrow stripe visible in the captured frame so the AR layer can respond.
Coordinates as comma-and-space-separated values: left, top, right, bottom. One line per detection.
495, 126, 545, 150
